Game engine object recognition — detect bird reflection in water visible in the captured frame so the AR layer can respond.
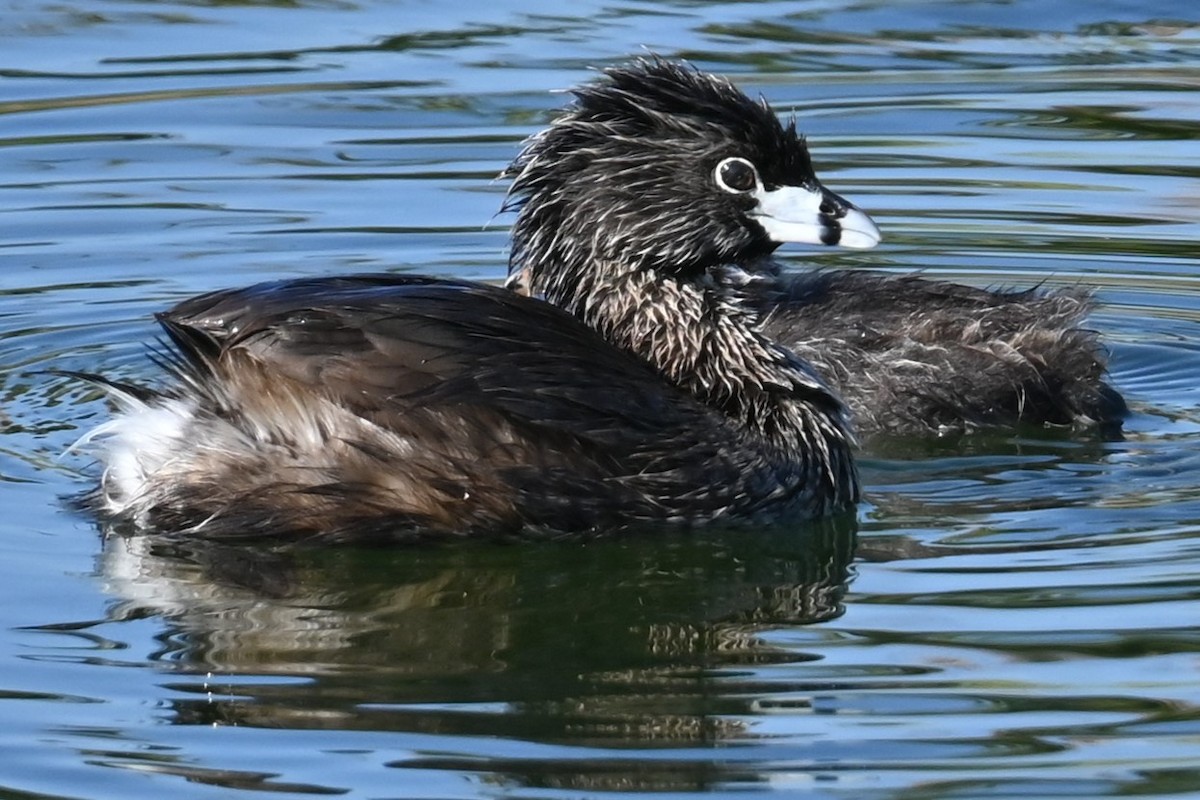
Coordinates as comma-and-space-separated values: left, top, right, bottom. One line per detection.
98, 516, 856, 771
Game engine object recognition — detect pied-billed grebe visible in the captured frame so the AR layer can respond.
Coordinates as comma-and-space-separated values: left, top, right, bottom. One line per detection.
74, 59, 884, 541
507, 60, 1126, 438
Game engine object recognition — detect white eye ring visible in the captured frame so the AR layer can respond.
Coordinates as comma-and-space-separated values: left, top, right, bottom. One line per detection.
714, 156, 760, 194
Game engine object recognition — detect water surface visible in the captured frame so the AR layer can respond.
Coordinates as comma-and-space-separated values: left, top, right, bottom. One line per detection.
2, 0, 1200, 797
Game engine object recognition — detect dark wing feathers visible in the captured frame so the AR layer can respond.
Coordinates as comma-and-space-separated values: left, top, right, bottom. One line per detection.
152, 275, 761, 538
167, 275, 692, 436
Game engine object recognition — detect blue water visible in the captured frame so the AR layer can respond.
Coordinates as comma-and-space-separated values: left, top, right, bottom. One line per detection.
3, 0, 1200, 797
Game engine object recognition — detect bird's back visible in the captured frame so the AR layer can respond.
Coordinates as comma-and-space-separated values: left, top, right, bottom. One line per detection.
758, 270, 1126, 437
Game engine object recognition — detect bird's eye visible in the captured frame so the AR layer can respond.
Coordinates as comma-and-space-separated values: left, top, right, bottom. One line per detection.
715, 157, 759, 194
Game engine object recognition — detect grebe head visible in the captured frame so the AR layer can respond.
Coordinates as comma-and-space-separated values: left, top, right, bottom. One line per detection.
503, 57, 880, 304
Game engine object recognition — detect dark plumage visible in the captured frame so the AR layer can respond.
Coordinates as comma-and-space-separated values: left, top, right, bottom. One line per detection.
75, 58, 1122, 541
94, 275, 855, 539
506, 59, 1125, 438
73, 60, 887, 541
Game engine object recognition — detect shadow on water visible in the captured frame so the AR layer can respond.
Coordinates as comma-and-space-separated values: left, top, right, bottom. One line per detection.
95, 516, 856, 759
